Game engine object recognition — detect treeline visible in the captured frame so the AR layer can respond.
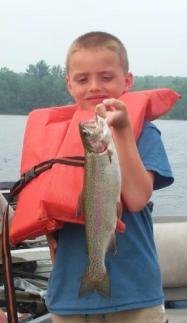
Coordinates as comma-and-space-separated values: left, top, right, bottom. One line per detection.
133, 76, 186, 120
0, 60, 186, 119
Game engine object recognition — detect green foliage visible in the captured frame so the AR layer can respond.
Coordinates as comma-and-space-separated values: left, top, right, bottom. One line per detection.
0, 61, 186, 119
133, 76, 187, 119
0, 61, 73, 115
26, 60, 50, 79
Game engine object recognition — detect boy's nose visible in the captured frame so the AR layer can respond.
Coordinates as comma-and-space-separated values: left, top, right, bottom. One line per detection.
89, 79, 101, 92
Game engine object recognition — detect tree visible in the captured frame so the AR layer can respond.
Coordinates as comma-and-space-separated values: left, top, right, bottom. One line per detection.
51, 65, 64, 78
0, 68, 21, 113
26, 60, 50, 79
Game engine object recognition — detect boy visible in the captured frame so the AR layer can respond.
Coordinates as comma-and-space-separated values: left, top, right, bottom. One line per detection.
46, 31, 172, 323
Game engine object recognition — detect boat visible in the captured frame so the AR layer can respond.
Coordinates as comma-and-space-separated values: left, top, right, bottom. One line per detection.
0, 182, 187, 323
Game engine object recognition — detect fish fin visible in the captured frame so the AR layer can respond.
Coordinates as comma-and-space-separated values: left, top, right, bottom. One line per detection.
116, 219, 126, 233
79, 272, 95, 297
117, 201, 123, 219
76, 192, 84, 217
79, 272, 111, 298
116, 202, 126, 233
95, 272, 111, 297
108, 234, 117, 255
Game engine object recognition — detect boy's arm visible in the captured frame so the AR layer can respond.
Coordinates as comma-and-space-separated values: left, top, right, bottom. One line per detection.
46, 232, 58, 264
112, 125, 154, 211
96, 99, 154, 212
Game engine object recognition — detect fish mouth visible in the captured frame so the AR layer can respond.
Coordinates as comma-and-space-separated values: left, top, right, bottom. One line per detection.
79, 118, 97, 129
79, 117, 108, 153
80, 119, 96, 125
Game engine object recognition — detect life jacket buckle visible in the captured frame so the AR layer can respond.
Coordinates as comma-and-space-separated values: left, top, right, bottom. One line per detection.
23, 167, 36, 184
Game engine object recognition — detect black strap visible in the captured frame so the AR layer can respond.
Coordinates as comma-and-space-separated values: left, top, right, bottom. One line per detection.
1, 156, 85, 322
2, 204, 18, 323
10, 156, 85, 200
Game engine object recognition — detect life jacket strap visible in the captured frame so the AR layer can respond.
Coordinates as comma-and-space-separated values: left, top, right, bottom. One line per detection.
1, 155, 85, 322
10, 156, 85, 200
2, 204, 18, 323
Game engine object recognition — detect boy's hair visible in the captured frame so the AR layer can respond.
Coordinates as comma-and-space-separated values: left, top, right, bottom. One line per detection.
66, 31, 129, 74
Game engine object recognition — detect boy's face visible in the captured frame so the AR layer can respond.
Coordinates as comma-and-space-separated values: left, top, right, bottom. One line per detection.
66, 48, 133, 110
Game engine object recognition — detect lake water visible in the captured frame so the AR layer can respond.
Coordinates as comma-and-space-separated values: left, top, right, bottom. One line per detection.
0, 115, 187, 217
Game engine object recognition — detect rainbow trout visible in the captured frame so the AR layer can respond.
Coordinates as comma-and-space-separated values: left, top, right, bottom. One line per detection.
78, 115, 121, 297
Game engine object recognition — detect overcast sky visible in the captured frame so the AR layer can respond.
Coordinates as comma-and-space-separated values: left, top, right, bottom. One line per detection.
0, 0, 186, 76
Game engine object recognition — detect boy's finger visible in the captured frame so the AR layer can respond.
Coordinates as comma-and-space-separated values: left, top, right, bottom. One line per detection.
103, 98, 126, 110
0, 309, 7, 323
95, 103, 107, 118
49, 246, 56, 264
48, 240, 57, 264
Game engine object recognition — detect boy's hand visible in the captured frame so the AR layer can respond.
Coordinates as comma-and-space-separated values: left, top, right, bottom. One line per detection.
0, 309, 8, 322
96, 98, 131, 130
46, 233, 58, 264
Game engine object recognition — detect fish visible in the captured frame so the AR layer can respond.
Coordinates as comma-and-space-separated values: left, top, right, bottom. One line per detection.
78, 114, 122, 298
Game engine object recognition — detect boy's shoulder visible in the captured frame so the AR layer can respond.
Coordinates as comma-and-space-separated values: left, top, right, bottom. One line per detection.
137, 120, 162, 149
142, 120, 161, 135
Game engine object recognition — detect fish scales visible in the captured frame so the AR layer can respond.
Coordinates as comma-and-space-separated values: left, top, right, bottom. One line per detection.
79, 116, 121, 297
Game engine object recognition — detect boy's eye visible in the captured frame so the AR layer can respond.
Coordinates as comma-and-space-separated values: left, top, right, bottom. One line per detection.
102, 75, 113, 81
76, 77, 88, 84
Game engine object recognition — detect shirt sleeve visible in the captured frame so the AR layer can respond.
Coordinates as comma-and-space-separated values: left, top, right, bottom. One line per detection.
137, 121, 174, 190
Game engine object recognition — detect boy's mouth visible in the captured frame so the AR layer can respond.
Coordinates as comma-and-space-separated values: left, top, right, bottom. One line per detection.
86, 95, 108, 103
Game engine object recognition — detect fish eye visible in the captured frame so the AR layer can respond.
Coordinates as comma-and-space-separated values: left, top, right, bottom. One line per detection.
82, 129, 91, 137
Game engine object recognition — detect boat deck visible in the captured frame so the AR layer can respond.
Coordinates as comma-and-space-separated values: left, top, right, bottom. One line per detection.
167, 309, 187, 322
1, 183, 187, 322
30, 310, 187, 323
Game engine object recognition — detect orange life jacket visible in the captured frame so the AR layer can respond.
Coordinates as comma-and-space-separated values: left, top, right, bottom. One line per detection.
9, 88, 180, 245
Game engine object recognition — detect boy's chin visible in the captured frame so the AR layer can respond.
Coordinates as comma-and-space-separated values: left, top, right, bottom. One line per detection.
80, 105, 96, 111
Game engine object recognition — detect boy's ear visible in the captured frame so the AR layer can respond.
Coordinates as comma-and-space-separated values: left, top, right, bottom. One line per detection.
124, 72, 133, 91
66, 75, 73, 96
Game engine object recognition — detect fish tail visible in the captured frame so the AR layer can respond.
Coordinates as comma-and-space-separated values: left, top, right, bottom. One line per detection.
79, 271, 111, 298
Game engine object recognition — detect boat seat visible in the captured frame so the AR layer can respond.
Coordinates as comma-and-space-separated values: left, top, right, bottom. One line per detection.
166, 308, 187, 323
29, 313, 52, 322
154, 217, 187, 302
